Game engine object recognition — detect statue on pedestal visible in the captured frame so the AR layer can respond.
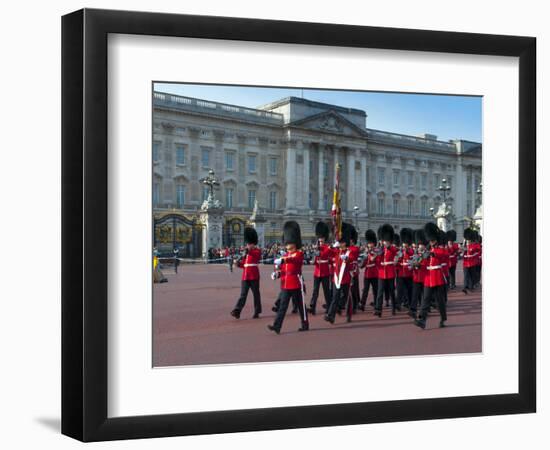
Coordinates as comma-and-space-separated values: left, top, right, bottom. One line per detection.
433, 202, 453, 232
199, 170, 224, 258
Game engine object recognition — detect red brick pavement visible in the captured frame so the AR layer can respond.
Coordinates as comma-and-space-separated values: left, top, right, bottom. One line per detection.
153, 263, 481, 367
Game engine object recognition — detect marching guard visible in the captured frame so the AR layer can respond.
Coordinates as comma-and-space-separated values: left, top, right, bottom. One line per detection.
396, 228, 414, 309
308, 221, 332, 315
268, 221, 309, 334
462, 228, 481, 294
359, 229, 380, 310
325, 222, 356, 324
230, 227, 262, 319
446, 230, 459, 289
374, 224, 399, 316
349, 225, 361, 313
414, 223, 447, 329
408, 229, 429, 319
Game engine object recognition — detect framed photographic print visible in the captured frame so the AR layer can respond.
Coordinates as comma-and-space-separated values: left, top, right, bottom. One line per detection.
61, 8, 536, 442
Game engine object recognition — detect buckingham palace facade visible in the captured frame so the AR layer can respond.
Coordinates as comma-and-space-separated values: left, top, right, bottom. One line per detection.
153, 91, 482, 249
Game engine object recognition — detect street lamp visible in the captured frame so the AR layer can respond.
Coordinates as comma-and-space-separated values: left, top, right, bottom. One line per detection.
199, 169, 220, 198
437, 178, 451, 202
353, 205, 359, 229
429, 207, 435, 217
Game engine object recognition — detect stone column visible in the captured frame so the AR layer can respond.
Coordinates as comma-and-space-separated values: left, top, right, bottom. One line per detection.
317, 144, 325, 211
302, 141, 311, 209
454, 159, 465, 229
346, 147, 356, 212
284, 140, 297, 214
199, 203, 224, 259
361, 151, 368, 212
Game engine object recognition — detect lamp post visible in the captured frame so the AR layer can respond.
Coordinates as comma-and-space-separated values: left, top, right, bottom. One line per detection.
199, 169, 220, 199
353, 205, 359, 229
438, 178, 451, 202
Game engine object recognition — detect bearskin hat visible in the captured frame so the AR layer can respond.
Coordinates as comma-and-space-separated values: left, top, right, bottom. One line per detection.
365, 229, 377, 244
414, 229, 427, 246
446, 229, 457, 242
243, 226, 258, 245
393, 233, 401, 246
473, 229, 480, 242
283, 220, 302, 249
377, 225, 383, 241
379, 223, 394, 242
400, 227, 414, 245
349, 224, 358, 244
340, 222, 352, 246
424, 222, 440, 243
463, 227, 475, 241
315, 221, 330, 240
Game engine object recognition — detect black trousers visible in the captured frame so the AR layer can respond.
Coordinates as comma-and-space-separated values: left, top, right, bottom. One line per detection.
273, 289, 308, 331
396, 277, 413, 307
474, 265, 482, 286
310, 276, 330, 309
351, 275, 360, 310
449, 265, 456, 288
327, 283, 351, 320
464, 266, 476, 290
361, 277, 378, 306
410, 281, 424, 315
375, 278, 396, 312
234, 279, 262, 314
419, 285, 447, 323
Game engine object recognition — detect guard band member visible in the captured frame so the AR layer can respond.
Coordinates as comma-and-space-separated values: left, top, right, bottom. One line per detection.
446, 230, 459, 289
374, 224, 398, 316
268, 221, 309, 334
309, 221, 332, 315
360, 229, 379, 310
462, 228, 481, 294
414, 223, 447, 329
230, 227, 262, 319
409, 229, 429, 319
396, 228, 414, 309
349, 225, 361, 313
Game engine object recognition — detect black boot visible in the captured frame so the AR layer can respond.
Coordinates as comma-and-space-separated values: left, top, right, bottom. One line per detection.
267, 324, 280, 334
413, 319, 426, 329
230, 309, 240, 319
439, 320, 446, 328
308, 307, 316, 315
298, 325, 309, 332
252, 312, 260, 319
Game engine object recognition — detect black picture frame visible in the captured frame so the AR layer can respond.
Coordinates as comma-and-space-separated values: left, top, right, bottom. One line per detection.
62, 8, 536, 442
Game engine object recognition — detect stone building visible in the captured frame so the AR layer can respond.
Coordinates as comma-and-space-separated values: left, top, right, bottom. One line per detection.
152, 91, 482, 254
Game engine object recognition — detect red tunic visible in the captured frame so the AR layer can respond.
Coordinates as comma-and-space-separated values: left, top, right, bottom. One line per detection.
377, 245, 398, 280
332, 248, 356, 286
313, 243, 332, 278
398, 247, 414, 278
237, 247, 261, 281
362, 251, 380, 279
412, 255, 428, 284
447, 243, 459, 268
463, 242, 481, 268
349, 245, 360, 277
280, 250, 304, 290
423, 247, 447, 287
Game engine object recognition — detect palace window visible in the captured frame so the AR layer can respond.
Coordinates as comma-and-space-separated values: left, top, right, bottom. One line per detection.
393, 169, 400, 187
393, 198, 400, 215
225, 188, 233, 208
323, 194, 329, 211
421, 173, 428, 190
175, 145, 186, 165
153, 183, 160, 206
323, 160, 329, 178
269, 191, 277, 210
176, 184, 185, 208
467, 175, 472, 193
308, 192, 313, 209
407, 171, 414, 188
225, 152, 234, 171
378, 198, 385, 215
377, 167, 386, 186
407, 198, 414, 216
269, 157, 277, 175
153, 142, 161, 162
309, 159, 314, 177
202, 187, 209, 202
248, 154, 257, 173
365, 167, 370, 186
248, 190, 256, 209
201, 148, 210, 168
467, 200, 472, 216
421, 198, 428, 216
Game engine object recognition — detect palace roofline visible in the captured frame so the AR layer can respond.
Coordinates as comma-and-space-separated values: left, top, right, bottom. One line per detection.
257, 96, 367, 117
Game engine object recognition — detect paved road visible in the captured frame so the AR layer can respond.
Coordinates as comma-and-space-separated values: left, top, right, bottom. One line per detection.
153, 263, 481, 367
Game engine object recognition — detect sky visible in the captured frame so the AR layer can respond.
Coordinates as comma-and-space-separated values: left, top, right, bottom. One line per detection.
154, 82, 482, 143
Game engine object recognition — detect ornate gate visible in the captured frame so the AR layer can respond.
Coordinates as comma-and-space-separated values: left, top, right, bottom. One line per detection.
222, 217, 247, 247
153, 214, 203, 258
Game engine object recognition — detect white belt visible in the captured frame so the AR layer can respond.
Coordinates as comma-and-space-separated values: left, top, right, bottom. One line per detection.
316, 260, 329, 264
401, 262, 411, 266
441, 263, 447, 266
244, 264, 258, 267
464, 254, 478, 258
427, 265, 442, 270
380, 261, 395, 266
365, 264, 376, 268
